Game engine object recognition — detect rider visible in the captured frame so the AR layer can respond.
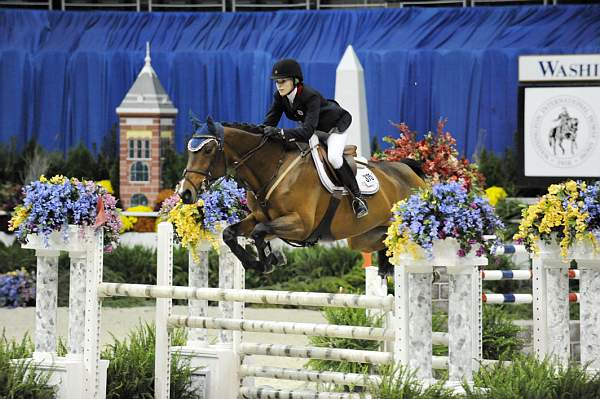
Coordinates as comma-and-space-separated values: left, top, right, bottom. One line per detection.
262, 58, 368, 218
554, 107, 571, 134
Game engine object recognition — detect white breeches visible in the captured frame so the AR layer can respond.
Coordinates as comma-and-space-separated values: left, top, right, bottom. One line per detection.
326, 130, 348, 170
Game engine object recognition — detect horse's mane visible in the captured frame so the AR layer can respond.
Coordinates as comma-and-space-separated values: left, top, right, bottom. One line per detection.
221, 122, 265, 135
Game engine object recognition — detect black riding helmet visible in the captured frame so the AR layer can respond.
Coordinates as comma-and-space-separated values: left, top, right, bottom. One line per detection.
270, 59, 303, 82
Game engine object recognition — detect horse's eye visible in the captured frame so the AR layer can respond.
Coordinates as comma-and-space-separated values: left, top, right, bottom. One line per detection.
204, 146, 213, 154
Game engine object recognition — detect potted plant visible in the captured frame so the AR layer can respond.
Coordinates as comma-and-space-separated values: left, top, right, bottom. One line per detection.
372, 119, 485, 192
385, 182, 503, 264
8, 175, 122, 252
159, 178, 248, 257
514, 180, 600, 260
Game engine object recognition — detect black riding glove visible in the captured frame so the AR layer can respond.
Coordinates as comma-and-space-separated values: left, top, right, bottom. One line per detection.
263, 126, 285, 139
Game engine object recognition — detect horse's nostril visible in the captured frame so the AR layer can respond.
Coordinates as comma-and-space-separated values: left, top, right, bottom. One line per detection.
181, 190, 193, 204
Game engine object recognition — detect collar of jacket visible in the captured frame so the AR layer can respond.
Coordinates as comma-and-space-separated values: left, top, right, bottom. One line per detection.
286, 86, 298, 104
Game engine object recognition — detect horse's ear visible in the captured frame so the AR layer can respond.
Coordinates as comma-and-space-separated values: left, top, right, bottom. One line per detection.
189, 110, 202, 131
206, 116, 216, 134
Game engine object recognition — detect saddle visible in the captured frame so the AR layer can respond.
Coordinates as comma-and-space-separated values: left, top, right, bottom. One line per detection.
308, 134, 379, 196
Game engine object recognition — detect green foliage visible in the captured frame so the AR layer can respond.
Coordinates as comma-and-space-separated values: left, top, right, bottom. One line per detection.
494, 199, 527, 242
306, 306, 381, 376
481, 306, 524, 359
0, 332, 55, 398
432, 312, 448, 356
161, 145, 187, 191
431, 306, 523, 359
0, 242, 37, 275
249, 245, 364, 292
0, 138, 20, 184
61, 143, 102, 180
466, 356, 600, 399
368, 364, 458, 399
476, 148, 519, 196
102, 323, 201, 399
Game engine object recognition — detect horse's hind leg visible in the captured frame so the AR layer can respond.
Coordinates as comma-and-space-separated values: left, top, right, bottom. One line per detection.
346, 227, 393, 277
377, 249, 394, 278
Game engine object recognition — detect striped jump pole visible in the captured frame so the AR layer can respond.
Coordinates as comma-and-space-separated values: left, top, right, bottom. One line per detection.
491, 244, 528, 255
482, 293, 580, 304
481, 269, 579, 280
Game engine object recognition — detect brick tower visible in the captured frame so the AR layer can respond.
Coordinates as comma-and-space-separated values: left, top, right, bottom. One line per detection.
116, 43, 178, 209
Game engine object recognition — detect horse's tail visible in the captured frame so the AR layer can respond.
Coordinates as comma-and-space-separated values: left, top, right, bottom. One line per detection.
399, 158, 426, 180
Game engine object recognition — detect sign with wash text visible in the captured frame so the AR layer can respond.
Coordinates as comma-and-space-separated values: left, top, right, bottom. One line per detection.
519, 54, 600, 82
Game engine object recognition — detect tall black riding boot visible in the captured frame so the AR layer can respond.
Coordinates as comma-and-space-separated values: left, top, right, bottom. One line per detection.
336, 161, 368, 218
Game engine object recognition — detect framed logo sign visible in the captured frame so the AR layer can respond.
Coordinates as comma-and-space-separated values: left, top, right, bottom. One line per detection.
518, 55, 600, 186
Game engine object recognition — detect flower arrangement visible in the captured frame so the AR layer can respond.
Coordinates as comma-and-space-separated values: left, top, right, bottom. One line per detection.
0, 269, 35, 308
514, 180, 600, 258
385, 182, 504, 263
159, 178, 249, 254
8, 175, 122, 252
372, 119, 485, 192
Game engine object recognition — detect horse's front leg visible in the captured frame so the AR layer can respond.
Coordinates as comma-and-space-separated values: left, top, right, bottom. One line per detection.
222, 213, 262, 271
251, 213, 306, 273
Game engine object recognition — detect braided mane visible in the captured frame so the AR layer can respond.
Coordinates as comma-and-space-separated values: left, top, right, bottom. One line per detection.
221, 122, 265, 135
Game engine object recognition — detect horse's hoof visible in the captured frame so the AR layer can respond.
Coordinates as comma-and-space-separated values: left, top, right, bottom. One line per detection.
262, 263, 276, 274
243, 260, 262, 272
271, 250, 287, 267
377, 263, 394, 278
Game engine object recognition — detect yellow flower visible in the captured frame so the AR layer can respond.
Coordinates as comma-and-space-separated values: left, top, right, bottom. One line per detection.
8, 205, 30, 231
127, 205, 153, 213
120, 205, 154, 233
98, 180, 114, 194
48, 175, 67, 185
164, 199, 218, 260
384, 203, 422, 264
548, 184, 562, 195
120, 214, 137, 233
484, 186, 508, 207
565, 180, 577, 193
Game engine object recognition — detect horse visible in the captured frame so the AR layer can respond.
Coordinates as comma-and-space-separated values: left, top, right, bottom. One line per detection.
549, 118, 579, 156
177, 117, 427, 276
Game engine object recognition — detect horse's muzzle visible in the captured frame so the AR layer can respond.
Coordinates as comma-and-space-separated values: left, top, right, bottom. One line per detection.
180, 189, 194, 204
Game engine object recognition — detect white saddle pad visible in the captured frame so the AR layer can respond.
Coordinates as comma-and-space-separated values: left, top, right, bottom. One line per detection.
309, 135, 380, 196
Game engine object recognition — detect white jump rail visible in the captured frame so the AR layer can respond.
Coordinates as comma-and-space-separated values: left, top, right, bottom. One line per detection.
20, 222, 600, 398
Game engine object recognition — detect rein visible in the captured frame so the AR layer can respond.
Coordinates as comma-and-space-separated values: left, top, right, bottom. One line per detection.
230, 136, 287, 209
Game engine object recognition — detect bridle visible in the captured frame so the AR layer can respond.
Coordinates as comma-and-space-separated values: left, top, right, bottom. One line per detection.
181, 131, 285, 204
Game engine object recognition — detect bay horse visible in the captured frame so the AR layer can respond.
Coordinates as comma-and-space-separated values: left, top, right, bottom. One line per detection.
177, 117, 427, 276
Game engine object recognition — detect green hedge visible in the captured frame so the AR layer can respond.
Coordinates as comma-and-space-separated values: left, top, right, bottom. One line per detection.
0, 241, 366, 307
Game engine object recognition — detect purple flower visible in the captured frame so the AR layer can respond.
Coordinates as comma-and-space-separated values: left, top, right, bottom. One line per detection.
391, 182, 504, 258
199, 178, 249, 232
0, 270, 35, 308
13, 178, 121, 252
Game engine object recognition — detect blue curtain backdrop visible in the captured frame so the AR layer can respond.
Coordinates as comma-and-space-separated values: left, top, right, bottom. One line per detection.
1, 5, 600, 156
